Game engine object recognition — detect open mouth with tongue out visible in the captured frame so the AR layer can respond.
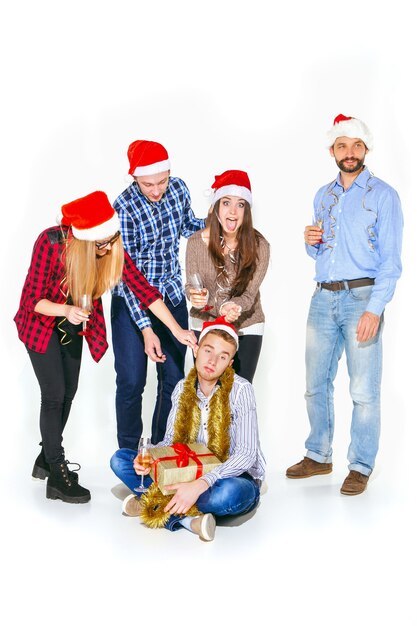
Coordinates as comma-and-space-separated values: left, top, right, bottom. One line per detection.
225, 217, 238, 232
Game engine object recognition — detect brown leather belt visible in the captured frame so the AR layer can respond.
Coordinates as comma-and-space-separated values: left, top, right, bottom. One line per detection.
318, 278, 375, 291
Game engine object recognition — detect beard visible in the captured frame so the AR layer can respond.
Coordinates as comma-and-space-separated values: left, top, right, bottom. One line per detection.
336, 157, 365, 174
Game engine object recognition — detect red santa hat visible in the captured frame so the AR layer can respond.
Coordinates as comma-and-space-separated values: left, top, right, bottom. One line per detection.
61, 191, 120, 241
127, 140, 171, 177
211, 170, 252, 207
199, 316, 239, 347
327, 114, 373, 150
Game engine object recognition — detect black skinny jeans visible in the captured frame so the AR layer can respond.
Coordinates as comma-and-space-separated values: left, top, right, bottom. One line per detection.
27, 327, 83, 464
231, 334, 263, 383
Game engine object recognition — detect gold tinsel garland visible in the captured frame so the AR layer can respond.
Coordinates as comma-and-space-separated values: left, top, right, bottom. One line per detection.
139, 366, 234, 528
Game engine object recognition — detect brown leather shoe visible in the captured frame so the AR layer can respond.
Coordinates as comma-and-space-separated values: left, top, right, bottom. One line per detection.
340, 470, 369, 495
286, 457, 333, 479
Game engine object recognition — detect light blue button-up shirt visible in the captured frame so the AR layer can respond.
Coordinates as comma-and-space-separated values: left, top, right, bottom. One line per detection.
307, 167, 403, 316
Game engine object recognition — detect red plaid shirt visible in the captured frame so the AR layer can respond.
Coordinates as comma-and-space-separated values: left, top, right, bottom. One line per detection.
14, 226, 162, 362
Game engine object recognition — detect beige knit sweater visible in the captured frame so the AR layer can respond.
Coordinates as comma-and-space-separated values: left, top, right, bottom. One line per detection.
185, 230, 270, 331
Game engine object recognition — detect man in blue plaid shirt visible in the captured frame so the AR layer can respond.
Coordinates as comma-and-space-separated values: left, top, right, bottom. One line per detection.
111, 140, 206, 447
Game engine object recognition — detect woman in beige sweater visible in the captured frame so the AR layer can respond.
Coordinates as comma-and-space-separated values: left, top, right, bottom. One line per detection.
185, 170, 269, 383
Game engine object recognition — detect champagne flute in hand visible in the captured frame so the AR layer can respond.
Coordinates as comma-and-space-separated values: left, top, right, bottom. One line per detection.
190, 273, 207, 297
78, 294, 92, 336
189, 273, 211, 310
134, 437, 152, 493
312, 214, 324, 244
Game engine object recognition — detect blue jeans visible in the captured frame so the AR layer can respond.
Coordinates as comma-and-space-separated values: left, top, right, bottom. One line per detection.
304, 285, 383, 476
110, 448, 260, 532
111, 296, 188, 448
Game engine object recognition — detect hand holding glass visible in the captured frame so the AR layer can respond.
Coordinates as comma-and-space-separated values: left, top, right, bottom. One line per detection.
134, 437, 152, 493
189, 273, 209, 309
312, 214, 324, 244
78, 294, 92, 336
190, 273, 207, 296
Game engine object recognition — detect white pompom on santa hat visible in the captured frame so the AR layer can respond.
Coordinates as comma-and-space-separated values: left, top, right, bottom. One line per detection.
127, 140, 171, 177
61, 191, 120, 241
211, 170, 252, 207
199, 316, 239, 347
327, 114, 373, 150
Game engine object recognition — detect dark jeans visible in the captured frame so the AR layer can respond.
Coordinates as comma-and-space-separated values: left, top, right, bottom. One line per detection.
27, 328, 83, 464
230, 334, 263, 383
111, 295, 188, 448
194, 331, 263, 383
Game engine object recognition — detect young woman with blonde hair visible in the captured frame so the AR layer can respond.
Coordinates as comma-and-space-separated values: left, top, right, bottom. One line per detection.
15, 191, 196, 504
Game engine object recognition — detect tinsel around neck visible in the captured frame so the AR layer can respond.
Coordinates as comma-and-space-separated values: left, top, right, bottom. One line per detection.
173, 365, 234, 463
139, 365, 235, 529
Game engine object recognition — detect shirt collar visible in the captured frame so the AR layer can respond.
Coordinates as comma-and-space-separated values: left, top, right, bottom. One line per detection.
334, 166, 370, 191
196, 381, 220, 403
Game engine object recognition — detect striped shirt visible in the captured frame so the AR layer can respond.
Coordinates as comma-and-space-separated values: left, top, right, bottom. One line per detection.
112, 177, 205, 330
157, 374, 266, 486
14, 226, 162, 362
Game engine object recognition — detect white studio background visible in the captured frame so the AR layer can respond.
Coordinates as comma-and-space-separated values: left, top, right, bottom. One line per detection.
0, 1, 415, 625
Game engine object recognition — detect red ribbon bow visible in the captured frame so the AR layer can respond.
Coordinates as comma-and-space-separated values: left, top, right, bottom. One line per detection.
152, 443, 216, 482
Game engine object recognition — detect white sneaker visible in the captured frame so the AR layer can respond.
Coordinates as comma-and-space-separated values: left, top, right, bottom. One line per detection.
190, 513, 216, 541
122, 493, 143, 517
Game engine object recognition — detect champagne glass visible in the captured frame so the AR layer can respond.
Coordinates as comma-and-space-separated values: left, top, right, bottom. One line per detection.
78, 294, 92, 336
189, 272, 210, 311
189, 273, 207, 297
312, 214, 324, 244
134, 437, 152, 493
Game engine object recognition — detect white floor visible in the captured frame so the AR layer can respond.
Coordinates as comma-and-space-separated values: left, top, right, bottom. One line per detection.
2, 3, 416, 623
3, 272, 415, 626
2, 370, 415, 626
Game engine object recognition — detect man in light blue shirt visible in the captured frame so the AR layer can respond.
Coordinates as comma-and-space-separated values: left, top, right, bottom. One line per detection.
287, 114, 403, 495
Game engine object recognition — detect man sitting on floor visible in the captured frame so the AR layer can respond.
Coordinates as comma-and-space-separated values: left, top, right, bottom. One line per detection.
110, 316, 266, 541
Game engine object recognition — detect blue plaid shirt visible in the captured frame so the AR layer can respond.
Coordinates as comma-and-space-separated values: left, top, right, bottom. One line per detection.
112, 177, 205, 329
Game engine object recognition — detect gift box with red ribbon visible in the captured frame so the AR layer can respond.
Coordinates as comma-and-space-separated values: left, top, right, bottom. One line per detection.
149, 443, 221, 495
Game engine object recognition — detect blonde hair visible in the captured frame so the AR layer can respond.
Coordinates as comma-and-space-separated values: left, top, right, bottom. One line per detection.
199, 329, 238, 355
64, 236, 124, 303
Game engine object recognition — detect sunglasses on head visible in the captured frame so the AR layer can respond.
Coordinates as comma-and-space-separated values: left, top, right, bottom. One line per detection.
95, 231, 121, 250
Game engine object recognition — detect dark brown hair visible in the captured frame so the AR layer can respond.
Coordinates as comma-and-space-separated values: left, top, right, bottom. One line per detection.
207, 200, 263, 297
